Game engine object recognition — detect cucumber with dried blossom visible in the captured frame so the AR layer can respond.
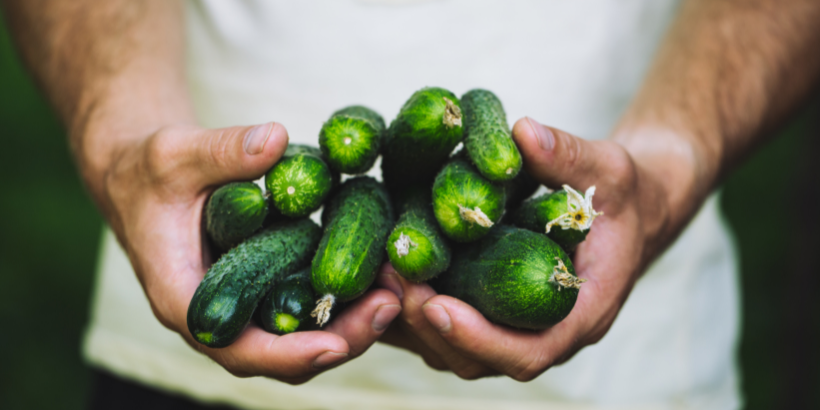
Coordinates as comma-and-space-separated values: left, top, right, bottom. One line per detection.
381, 87, 464, 186
258, 268, 315, 335
386, 186, 451, 282
311, 177, 394, 326
432, 225, 585, 330
205, 181, 268, 251
461, 89, 522, 182
508, 185, 603, 251
265, 144, 336, 218
187, 218, 322, 348
432, 155, 505, 243
319, 105, 385, 174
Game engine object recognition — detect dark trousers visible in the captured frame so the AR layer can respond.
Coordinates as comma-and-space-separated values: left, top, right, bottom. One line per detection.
89, 369, 241, 410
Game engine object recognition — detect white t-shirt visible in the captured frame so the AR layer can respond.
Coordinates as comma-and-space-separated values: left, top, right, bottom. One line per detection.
83, 1, 742, 409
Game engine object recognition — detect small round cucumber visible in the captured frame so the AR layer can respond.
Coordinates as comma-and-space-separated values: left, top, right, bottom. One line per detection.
432, 155, 505, 243
433, 225, 585, 329
386, 187, 450, 282
265, 144, 335, 218
319, 105, 385, 174
461, 89, 522, 181
381, 87, 464, 185
205, 182, 268, 251
259, 268, 315, 335
508, 185, 602, 251
187, 219, 321, 348
311, 177, 394, 326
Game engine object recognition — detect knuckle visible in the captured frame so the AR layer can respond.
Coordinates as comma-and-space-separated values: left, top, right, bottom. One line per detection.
453, 364, 489, 380
204, 128, 236, 173
508, 348, 549, 382
421, 355, 448, 372
143, 129, 184, 183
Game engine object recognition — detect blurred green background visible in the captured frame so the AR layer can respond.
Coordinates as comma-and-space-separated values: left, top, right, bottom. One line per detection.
0, 10, 818, 410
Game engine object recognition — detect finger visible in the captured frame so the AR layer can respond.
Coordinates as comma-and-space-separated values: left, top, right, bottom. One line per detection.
201, 326, 350, 382
324, 288, 401, 358
377, 270, 497, 379
378, 322, 450, 372
512, 117, 632, 200
421, 294, 582, 382
144, 122, 289, 191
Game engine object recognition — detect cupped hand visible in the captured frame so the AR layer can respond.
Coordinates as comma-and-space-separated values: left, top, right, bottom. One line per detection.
98, 122, 401, 384
378, 117, 684, 381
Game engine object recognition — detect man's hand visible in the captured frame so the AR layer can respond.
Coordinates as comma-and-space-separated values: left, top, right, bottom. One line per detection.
378, 117, 678, 380
102, 121, 401, 384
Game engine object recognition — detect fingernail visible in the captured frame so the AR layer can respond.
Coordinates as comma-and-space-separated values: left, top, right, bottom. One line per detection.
379, 272, 404, 300
422, 303, 452, 333
372, 304, 401, 332
243, 122, 273, 155
526, 117, 555, 151
312, 351, 348, 369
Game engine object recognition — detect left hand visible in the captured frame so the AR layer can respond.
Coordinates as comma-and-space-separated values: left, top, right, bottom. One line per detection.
377, 116, 694, 380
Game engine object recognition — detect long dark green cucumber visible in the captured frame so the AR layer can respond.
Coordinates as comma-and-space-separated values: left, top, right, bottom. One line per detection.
319, 105, 385, 174
265, 144, 336, 218
205, 182, 268, 251
259, 268, 315, 335
381, 87, 464, 186
432, 155, 505, 243
461, 89, 522, 181
187, 219, 322, 348
386, 187, 451, 282
433, 225, 584, 330
311, 177, 394, 326
508, 185, 601, 251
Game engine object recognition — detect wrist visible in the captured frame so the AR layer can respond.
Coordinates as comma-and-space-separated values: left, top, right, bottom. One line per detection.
611, 124, 720, 251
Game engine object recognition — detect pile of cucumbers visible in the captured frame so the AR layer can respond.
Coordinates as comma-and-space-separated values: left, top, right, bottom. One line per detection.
187, 87, 602, 348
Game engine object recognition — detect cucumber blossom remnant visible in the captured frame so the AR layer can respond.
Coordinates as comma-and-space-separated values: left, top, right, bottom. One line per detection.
545, 185, 603, 234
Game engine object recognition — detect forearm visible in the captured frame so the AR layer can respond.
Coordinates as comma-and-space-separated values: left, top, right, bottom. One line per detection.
613, 0, 820, 250
2, 0, 194, 200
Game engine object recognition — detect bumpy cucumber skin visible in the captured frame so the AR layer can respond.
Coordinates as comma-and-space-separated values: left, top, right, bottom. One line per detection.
319, 105, 385, 175
386, 189, 451, 282
381, 87, 464, 185
433, 225, 579, 329
265, 144, 335, 218
461, 89, 522, 182
187, 219, 321, 348
432, 156, 505, 243
508, 190, 588, 251
259, 268, 315, 335
312, 177, 394, 301
205, 182, 268, 251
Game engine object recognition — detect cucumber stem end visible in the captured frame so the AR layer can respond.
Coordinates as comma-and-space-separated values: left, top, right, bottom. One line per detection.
549, 258, 586, 291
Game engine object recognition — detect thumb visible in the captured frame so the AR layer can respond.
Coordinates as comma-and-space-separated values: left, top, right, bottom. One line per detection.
512, 117, 614, 191
186, 122, 289, 188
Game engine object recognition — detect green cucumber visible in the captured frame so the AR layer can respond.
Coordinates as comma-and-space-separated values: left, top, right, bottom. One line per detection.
265, 144, 335, 218
386, 187, 451, 282
508, 185, 602, 251
461, 89, 522, 181
319, 105, 385, 174
311, 177, 394, 326
381, 87, 464, 185
187, 219, 321, 348
432, 155, 505, 243
433, 225, 584, 329
205, 182, 268, 251
259, 268, 315, 335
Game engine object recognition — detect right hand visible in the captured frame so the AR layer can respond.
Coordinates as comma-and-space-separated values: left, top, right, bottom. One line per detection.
96, 122, 401, 384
